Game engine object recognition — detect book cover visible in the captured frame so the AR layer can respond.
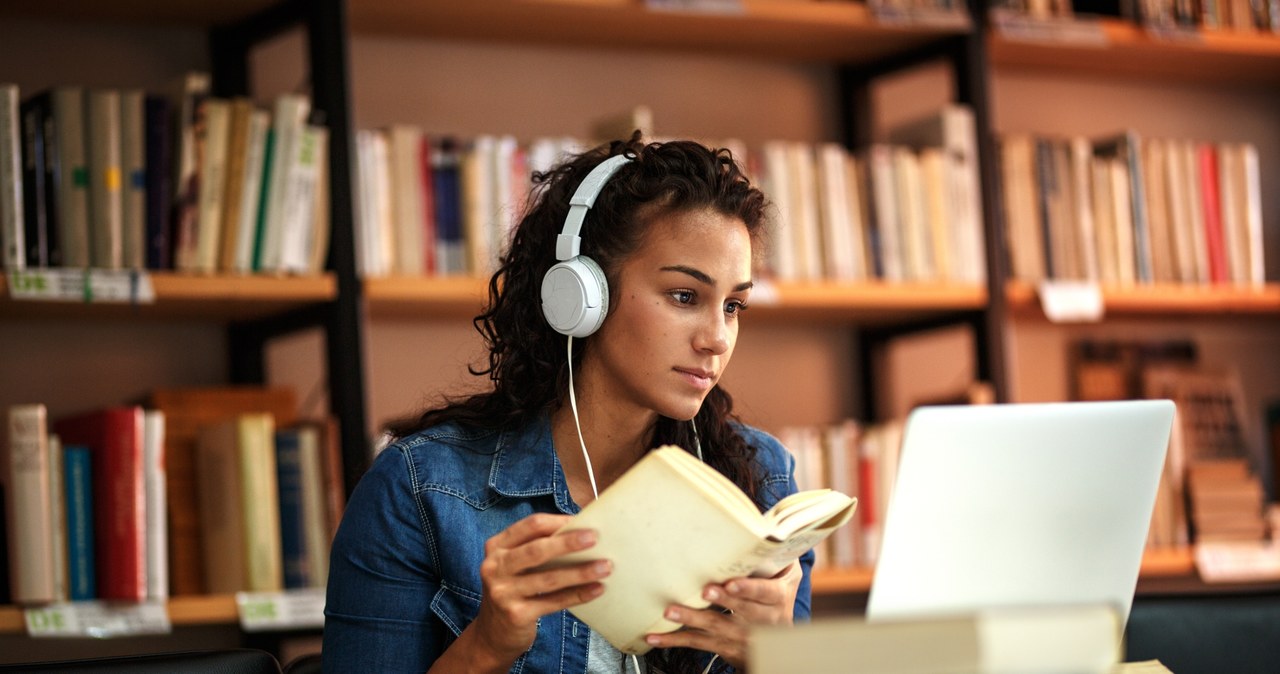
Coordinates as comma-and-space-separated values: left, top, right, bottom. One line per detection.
47, 433, 67, 602
4, 404, 56, 604
143, 410, 167, 600
551, 445, 856, 654
18, 94, 52, 268
63, 443, 96, 601
54, 406, 147, 602
51, 87, 89, 268
0, 83, 23, 270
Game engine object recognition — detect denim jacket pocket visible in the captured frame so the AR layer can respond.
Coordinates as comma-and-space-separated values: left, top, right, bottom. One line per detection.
429, 583, 532, 673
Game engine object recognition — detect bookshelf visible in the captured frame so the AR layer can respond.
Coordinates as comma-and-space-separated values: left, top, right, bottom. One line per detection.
3, 0, 1279, 659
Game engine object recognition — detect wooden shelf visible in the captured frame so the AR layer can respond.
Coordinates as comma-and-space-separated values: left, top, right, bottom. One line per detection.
0, 594, 240, 635
345, 0, 968, 63
1006, 279, 1280, 318
0, 272, 336, 321
0, 0, 279, 27
990, 17, 1280, 85
812, 547, 1197, 596
365, 275, 986, 324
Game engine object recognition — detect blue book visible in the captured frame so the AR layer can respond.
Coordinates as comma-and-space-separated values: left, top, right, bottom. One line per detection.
432, 137, 465, 275
275, 429, 309, 589
63, 444, 96, 601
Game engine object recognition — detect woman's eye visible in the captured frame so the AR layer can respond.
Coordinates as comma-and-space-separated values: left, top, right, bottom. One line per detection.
671, 290, 695, 305
725, 300, 749, 316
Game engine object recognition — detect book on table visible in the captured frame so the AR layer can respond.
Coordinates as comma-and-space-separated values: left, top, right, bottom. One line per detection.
551, 444, 857, 654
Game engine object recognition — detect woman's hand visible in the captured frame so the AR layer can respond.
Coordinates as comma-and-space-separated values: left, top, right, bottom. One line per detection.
469, 513, 612, 662
644, 561, 803, 669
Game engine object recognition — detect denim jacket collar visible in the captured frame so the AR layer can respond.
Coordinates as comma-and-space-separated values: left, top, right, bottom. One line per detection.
488, 413, 581, 514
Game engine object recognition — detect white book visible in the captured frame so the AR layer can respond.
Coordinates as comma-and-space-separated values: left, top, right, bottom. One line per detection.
231, 109, 271, 274
1163, 139, 1196, 284
1000, 135, 1043, 283
119, 90, 146, 270
843, 152, 871, 281
5, 404, 55, 604
1071, 136, 1100, 282
0, 84, 23, 270
258, 94, 311, 272
143, 410, 168, 600
893, 147, 931, 281
1180, 140, 1209, 285
868, 144, 903, 282
278, 124, 324, 274
192, 98, 230, 273
788, 143, 823, 281
1238, 143, 1264, 288
550, 446, 856, 654
1141, 138, 1174, 284
491, 134, 521, 261
1090, 157, 1118, 286
918, 147, 952, 282
816, 144, 855, 282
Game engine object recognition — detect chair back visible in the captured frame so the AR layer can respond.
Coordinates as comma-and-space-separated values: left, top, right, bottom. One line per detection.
0, 648, 282, 673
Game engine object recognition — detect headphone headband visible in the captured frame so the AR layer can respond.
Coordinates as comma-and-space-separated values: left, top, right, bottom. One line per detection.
555, 154, 634, 261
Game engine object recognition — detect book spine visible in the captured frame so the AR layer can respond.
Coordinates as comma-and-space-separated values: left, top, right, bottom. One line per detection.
143, 95, 173, 270
119, 90, 146, 270
87, 89, 124, 269
47, 433, 67, 602
275, 429, 310, 589
240, 415, 282, 592
63, 444, 96, 601
144, 410, 167, 600
53, 87, 88, 268
5, 404, 55, 604
17, 97, 45, 268
0, 84, 23, 271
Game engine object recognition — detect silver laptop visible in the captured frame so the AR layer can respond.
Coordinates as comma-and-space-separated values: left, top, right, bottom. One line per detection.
866, 399, 1176, 628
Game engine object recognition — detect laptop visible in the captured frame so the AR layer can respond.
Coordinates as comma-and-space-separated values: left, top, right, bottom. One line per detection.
865, 399, 1176, 628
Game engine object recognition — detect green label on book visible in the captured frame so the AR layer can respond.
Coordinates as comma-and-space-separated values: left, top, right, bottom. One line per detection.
235, 588, 326, 632
25, 601, 171, 638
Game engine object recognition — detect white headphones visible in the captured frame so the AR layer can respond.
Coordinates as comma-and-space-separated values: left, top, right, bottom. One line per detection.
540, 154, 634, 338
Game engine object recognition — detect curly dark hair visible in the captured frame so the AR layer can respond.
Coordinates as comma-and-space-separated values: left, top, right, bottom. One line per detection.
391, 135, 769, 673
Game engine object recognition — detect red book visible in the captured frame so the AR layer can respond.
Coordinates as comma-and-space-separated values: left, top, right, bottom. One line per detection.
55, 407, 146, 602
1197, 143, 1228, 285
418, 135, 437, 275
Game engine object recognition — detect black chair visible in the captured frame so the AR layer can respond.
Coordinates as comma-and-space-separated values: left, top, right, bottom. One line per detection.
1126, 589, 1280, 674
281, 653, 321, 674
0, 648, 282, 673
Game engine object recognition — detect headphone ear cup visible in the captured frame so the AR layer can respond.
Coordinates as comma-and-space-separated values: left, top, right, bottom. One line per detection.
541, 256, 609, 338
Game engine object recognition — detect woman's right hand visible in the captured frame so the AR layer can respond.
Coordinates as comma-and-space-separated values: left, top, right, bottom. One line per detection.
470, 513, 611, 661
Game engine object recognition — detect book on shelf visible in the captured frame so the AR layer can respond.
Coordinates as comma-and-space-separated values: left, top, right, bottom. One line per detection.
0, 83, 22, 271
3, 404, 56, 604
119, 89, 145, 271
53, 406, 148, 602
148, 385, 296, 595
86, 88, 124, 270
63, 443, 95, 601
748, 605, 1123, 674
196, 412, 283, 594
549, 445, 857, 654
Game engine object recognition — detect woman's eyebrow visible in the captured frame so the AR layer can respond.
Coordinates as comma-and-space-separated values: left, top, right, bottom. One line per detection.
661, 265, 753, 292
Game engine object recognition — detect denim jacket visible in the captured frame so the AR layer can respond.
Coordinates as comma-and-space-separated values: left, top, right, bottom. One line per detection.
322, 414, 813, 674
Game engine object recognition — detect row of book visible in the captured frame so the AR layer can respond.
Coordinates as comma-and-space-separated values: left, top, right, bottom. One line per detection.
1, 389, 345, 607
777, 419, 905, 570
0, 75, 330, 276
1000, 133, 1265, 287
995, 0, 1280, 33
352, 104, 987, 285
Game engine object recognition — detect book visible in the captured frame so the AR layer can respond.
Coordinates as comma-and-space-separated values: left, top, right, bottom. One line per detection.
143, 95, 173, 270
63, 443, 96, 601
3, 404, 56, 604
86, 89, 124, 269
196, 413, 284, 593
54, 406, 147, 602
0, 83, 23, 271
550, 445, 856, 654
148, 385, 296, 595
748, 605, 1122, 674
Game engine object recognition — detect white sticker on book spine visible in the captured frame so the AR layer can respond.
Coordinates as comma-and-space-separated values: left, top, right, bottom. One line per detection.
8, 269, 155, 304
25, 601, 171, 638
1038, 281, 1104, 323
236, 588, 326, 632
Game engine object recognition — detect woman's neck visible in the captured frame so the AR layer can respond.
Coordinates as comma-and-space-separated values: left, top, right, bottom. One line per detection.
550, 401, 655, 507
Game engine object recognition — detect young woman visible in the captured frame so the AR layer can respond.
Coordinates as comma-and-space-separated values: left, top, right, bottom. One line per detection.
322, 137, 813, 673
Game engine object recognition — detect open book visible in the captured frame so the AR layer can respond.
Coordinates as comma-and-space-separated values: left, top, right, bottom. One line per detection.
553, 445, 857, 654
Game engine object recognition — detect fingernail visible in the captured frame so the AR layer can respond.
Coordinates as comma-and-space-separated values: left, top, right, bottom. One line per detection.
646, 635, 661, 646
588, 584, 604, 597
575, 530, 596, 547
726, 581, 740, 594
704, 587, 720, 601
665, 607, 681, 620
593, 561, 610, 576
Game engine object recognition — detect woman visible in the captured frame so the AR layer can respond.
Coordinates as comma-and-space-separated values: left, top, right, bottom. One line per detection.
323, 136, 812, 673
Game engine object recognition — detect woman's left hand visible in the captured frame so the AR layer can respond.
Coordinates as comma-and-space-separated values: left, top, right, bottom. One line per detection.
643, 561, 803, 669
